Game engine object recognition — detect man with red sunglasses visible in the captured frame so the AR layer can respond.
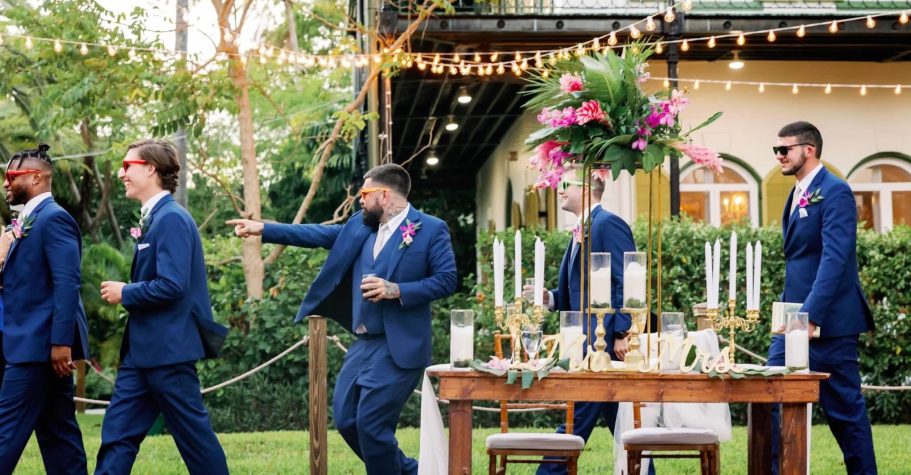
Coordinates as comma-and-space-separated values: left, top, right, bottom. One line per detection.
0, 144, 91, 474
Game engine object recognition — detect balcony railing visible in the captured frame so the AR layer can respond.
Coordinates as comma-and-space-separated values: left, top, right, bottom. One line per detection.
393, 0, 911, 16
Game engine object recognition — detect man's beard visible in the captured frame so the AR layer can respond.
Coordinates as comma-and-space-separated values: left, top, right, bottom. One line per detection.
781, 151, 807, 177
362, 206, 383, 229
7, 187, 28, 206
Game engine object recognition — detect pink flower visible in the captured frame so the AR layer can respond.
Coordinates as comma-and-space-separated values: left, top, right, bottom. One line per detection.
574, 100, 606, 125
631, 137, 648, 151
798, 194, 810, 208
11, 219, 23, 239
672, 143, 724, 174
130, 227, 142, 239
559, 73, 584, 93
667, 89, 689, 115
398, 219, 422, 248
553, 107, 577, 128
636, 64, 650, 85
591, 169, 609, 183
487, 356, 511, 371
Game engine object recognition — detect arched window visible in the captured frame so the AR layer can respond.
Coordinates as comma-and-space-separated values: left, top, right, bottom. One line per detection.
849, 158, 911, 232
680, 161, 759, 227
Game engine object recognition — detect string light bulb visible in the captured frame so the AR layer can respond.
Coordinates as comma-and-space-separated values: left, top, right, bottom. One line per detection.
829, 20, 839, 33
825, 83, 832, 94
646, 16, 656, 32
496, 64, 505, 75
707, 36, 716, 48
79, 43, 88, 55
107, 44, 117, 56
663, 78, 670, 87
860, 85, 867, 96
767, 30, 777, 42
655, 42, 664, 54
792, 83, 799, 94
474, 53, 481, 62
896, 85, 902, 95
866, 16, 876, 28
797, 25, 806, 38
682, 0, 693, 12
630, 25, 641, 39
737, 33, 746, 46
681, 39, 689, 52
24, 36, 33, 49
900, 11, 909, 24
608, 32, 618, 46
759, 82, 765, 93
694, 80, 700, 90
664, 7, 676, 23
490, 52, 499, 62
725, 81, 732, 91
53, 40, 63, 53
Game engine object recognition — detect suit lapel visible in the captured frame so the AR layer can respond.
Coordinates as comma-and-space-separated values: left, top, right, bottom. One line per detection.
385, 207, 421, 279
784, 167, 829, 244
7, 197, 53, 262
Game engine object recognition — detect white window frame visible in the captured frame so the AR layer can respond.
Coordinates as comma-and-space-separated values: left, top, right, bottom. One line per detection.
849, 158, 911, 233
680, 162, 759, 227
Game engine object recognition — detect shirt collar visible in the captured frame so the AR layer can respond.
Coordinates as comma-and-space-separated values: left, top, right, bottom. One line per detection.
19, 192, 53, 219
796, 163, 824, 193
381, 204, 411, 235
141, 190, 171, 219
575, 203, 602, 226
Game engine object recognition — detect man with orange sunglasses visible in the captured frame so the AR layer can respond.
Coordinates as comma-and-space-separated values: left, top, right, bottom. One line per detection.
229, 163, 457, 474
0, 144, 90, 474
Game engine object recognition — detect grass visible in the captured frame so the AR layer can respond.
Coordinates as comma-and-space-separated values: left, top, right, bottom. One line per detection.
12, 416, 910, 474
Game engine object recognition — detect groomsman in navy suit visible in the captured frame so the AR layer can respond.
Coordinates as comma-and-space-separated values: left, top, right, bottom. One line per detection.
0, 228, 10, 386
534, 170, 650, 475
96, 139, 229, 475
0, 144, 90, 474
768, 121, 876, 474
228, 163, 458, 474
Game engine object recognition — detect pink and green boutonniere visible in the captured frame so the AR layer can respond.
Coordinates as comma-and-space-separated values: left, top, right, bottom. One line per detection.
130, 208, 150, 240
398, 219, 421, 249
798, 188, 824, 208
9, 215, 35, 240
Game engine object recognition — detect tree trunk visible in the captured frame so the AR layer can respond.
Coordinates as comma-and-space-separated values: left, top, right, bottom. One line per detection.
283, 0, 299, 52
229, 53, 264, 299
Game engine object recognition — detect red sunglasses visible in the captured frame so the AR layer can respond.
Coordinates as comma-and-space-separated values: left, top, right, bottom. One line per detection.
5, 169, 42, 182
122, 159, 148, 172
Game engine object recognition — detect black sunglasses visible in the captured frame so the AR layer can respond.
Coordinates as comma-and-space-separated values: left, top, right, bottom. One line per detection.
772, 143, 812, 156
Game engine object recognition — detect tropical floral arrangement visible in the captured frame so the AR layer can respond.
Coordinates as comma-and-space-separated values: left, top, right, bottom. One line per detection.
524, 43, 724, 189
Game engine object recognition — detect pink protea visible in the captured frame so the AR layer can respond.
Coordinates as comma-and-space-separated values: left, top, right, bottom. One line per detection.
673, 142, 724, 174
575, 100, 606, 125
559, 73, 584, 93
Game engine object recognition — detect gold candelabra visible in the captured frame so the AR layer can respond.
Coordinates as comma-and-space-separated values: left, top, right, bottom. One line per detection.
495, 298, 544, 363
586, 307, 615, 372
708, 299, 761, 364
620, 307, 649, 369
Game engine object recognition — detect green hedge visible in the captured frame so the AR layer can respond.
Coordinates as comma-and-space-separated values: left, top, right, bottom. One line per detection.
94, 221, 907, 432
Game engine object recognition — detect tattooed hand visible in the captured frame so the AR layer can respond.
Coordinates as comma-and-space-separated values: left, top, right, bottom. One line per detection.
361, 276, 401, 303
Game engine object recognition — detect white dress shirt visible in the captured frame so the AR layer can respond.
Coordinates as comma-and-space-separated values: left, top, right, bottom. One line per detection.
790, 163, 823, 215
19, 192, 53, 219
373, 204, 411, 258
141, 190, 171, 221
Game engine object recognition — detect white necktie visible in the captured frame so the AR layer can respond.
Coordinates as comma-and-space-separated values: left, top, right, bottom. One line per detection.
790, 186, 802, 215
373, 225, 387, 258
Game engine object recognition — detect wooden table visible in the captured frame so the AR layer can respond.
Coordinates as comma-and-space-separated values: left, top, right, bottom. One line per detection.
428, 369, 828, 475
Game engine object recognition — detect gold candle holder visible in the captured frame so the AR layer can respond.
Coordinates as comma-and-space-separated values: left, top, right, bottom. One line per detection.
621, 307, 648, 369
586, 308, 614, 372
710, 299, 760, 365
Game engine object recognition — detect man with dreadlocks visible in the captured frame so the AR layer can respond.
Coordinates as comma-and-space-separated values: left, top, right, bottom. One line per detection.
0, 144, 91, 475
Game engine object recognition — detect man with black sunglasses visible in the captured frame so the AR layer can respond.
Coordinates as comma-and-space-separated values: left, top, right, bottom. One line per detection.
768, 121, 876, 474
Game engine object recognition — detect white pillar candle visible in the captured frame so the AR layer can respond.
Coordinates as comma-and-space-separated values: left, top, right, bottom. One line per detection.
785, 329, 809, 369
590, 266, 612, 307
754, 241, 762, 311
623, 262, 647, 307
746, 242, 754, 310
560, 326, 584, 366
514, 230, 522, 300
712, 239, 721, 308
534, 238, 545, 307
728, 231, 737, 303
450, 324, 474, 367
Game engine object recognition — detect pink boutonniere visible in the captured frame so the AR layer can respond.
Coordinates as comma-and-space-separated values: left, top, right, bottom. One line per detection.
130, 227, 142, 239
398, 219, 422, 249
571, 224, 583, 245
798, 188, 824, 208
8, 216, 35, 240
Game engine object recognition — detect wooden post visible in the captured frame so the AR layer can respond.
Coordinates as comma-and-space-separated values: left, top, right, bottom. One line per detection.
308, 317, 328, 475
747, 402, 773, 475
75, 361, 87, 413
449, 399, 473, 474
780, 403, 808, 475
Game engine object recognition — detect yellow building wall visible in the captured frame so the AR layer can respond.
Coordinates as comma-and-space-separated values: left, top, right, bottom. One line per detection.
635, 169, 671, 221
761, 161, 844, 226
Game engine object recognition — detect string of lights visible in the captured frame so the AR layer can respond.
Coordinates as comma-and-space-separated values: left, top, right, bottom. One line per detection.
649, 76, 907, 95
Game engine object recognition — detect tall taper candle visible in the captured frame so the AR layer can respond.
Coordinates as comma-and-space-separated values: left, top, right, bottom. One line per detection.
712, 239, 721, 308
728, 231, 737, 302
493, 239, 504, 307
534, 237, 545, 307
705, 242, 712, 306
514, 230, 522, 299
746, 242, 754, 309
755, 241, 762, 310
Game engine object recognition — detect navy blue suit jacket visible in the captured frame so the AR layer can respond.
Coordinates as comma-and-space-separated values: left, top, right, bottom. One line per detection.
262, 207, 458, 369
782, 166, 874, 337
552, 205, 635, 337
2, 197, 89, 363
121, 194, 225, 368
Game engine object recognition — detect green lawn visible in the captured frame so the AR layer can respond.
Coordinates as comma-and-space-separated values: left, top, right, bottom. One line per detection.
13, 416, 910, 474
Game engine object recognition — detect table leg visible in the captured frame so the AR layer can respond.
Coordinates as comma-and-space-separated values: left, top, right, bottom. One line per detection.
780, 403, 808, 475
747, 403, 773, 475
448, 399, 473, 475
